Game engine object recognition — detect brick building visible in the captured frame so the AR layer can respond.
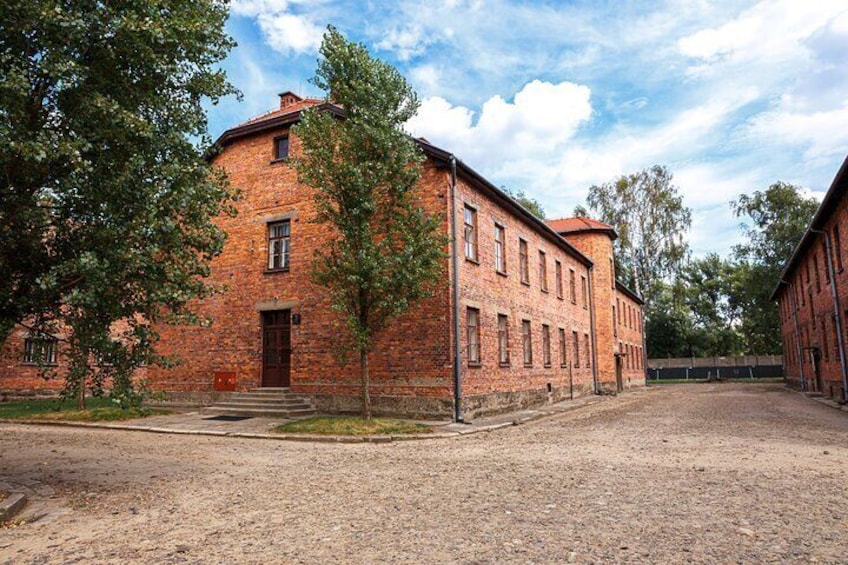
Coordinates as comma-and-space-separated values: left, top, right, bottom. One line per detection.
1, 92, 645, 419
772, 156, 848, 401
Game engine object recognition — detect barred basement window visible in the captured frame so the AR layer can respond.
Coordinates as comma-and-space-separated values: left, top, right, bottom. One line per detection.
542, 324, 551, 367
522, 320, 533, 366
467, 307, 481, 366
23, 337, 57, 365
267, 220, 291, 271
463, 205, 478, 262
498, 314, 510, 365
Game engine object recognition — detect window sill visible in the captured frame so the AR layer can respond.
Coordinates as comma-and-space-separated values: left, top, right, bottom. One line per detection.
263, 268, 290, 275
496, 270, 508, 277
499, 362, 510, 368
556, 295, 563, 301
468, 362, 482, 368
21, 362, 58, 367
521, 280, 530, 287
523, 363, 533, 368
543, 363, 552, 368
270, 157, 289, 165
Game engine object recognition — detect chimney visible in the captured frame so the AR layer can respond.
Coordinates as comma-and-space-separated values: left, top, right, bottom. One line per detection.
278, 91, 303, 109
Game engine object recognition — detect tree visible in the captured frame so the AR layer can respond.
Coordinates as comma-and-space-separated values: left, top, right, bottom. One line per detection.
504, 187, 545, 219
292, 27, 445, 420
730, 182, 819, 354
581, 165, 692, 310
679, 254, 743, 356
1, 1, 237, 407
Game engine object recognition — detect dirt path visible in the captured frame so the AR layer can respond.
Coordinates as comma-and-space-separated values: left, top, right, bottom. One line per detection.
1, 383, 847, 564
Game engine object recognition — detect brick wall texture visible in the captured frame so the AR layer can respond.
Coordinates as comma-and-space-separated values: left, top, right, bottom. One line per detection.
775, 162, 848, 401
0, 94, 645, 418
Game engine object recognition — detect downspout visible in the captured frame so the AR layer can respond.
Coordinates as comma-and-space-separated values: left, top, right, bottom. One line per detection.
449, 156, 464, 422
812, 229, 848, 401
587, 264, 599, 394
786, 280, 806, 391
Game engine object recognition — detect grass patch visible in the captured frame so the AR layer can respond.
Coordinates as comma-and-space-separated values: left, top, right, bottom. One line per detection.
274, 416, 432, 436
0, 397, 169, 422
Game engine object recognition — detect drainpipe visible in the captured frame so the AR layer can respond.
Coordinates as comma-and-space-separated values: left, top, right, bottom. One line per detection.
812, 229, 848, 401
587, 264, 599, 394
449, 156, 464, 422
786, 280, 806, 391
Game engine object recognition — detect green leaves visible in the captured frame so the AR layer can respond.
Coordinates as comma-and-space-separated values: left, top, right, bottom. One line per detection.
1, 0, 237, 401
583, 165, 692, 310
292, 27, 446, 409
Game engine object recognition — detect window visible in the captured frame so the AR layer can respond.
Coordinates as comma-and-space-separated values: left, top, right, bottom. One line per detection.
616, 298, 621, 325
569, 269, 576, 303
463, 205, 478, 262
573, 331, 580, 368
835, 225, 843, 271
539, 251, 548, 292
274, 135, 289, 160
522, 320, 532, 366
498, 314, 510, 365
555, 261, 563, 299
832, 314, 839, 360
519, 239, 529, 284
814, 253, 821, 292
23, 336, 57, 365
584, 333, 591, 367
542, 324, 551, 367
267, 220, 291, 271
822, 318, 829, 361
494, 224, 506, 273
610, 257, 615, 288
612, 306, 617, 337
467, 308, 480, 365
581, 275, 588, 309
558, 328, 567, 367
823, 242, 831, 284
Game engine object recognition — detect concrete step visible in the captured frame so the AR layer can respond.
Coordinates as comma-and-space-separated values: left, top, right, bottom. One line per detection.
226, 395, 310, 405
203, 406, 316, 419
211, 401, 314, 411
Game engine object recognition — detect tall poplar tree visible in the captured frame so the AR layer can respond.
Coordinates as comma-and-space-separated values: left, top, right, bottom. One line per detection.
293, 27, 445, 419
581, 165, 692, 310
1, 1, 237, 407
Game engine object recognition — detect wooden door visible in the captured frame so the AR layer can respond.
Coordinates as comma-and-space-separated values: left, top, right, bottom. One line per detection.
615, 355, 623, 392
262, 310, 291, 387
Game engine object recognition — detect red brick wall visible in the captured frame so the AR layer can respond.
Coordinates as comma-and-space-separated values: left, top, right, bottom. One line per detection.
777, 195, 848, 400
453, 173, 595, 413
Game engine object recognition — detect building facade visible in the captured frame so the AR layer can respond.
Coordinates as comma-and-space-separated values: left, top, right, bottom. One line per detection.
1, 92, 645, 419
772, 156, 848, 401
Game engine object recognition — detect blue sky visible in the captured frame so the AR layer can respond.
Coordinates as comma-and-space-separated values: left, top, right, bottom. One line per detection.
208, 0, 848, 258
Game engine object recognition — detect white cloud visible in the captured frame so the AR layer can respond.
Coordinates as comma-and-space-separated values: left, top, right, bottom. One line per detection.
231, 0, 324, 55
376, 25, 432, 61
744, 101, 848, 162
407, 80, 592, 165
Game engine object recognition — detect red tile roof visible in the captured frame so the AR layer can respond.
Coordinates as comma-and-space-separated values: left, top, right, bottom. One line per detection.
546, 217, 616, 236
235, 98, 324, 128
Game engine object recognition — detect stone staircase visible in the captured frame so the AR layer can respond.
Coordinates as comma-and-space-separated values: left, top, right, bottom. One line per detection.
202, 388, 316, 419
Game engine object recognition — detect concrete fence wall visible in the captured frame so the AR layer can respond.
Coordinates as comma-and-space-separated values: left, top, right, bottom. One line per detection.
647, 355, 782, 369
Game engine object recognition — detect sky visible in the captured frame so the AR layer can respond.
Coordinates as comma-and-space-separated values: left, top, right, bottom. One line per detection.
208, 0, 848, 258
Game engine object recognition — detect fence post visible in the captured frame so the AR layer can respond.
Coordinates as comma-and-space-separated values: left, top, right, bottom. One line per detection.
686, 367, 689, 380
749, 366, 754, 379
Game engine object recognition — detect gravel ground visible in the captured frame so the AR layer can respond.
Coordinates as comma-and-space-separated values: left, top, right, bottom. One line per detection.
1, 382, 847, 564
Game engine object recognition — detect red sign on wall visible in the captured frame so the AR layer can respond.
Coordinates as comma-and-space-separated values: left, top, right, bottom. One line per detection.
213, 371, 237, 391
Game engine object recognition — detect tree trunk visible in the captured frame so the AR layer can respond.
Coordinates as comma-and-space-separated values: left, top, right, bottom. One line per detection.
77, 376, 86, 411
360, 348, 372, 421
